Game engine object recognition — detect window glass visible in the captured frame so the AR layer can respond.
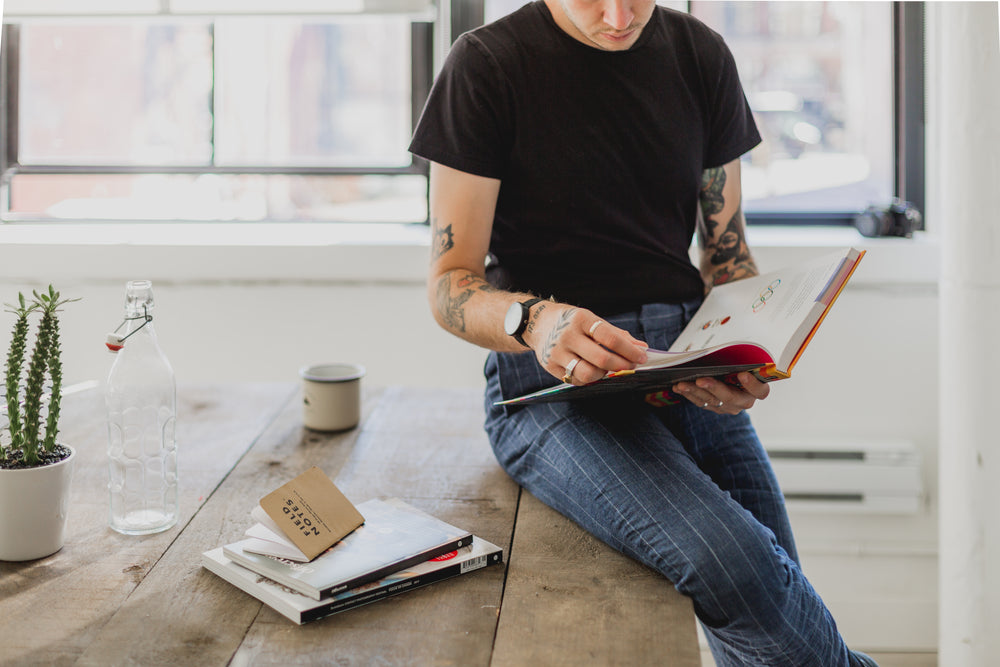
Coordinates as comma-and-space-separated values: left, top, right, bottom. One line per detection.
19, 23, 214, 165
213, 18, 413, 167
8, 19, 422, 223
691, 1, 894, 214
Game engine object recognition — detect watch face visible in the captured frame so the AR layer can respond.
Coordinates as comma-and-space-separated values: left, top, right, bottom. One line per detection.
504, 302, 524, 336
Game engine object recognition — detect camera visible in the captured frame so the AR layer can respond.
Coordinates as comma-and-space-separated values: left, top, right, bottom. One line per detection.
854, 199, 922, 238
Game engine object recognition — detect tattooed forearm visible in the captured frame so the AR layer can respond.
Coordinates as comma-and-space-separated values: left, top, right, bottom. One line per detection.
700, 167, 727, 217
435, 271, 495, 333
540, 307, 576, 365
431, 219, 455, 262
701, 206, 758, 285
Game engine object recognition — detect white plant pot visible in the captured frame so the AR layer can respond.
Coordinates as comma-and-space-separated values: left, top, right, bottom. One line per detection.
0, 445, 76, 561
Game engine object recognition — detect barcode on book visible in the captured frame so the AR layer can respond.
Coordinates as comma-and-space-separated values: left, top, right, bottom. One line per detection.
461, 555, 489, 574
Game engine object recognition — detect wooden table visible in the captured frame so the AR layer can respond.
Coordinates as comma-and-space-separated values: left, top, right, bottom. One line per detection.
0, 384, 699, 666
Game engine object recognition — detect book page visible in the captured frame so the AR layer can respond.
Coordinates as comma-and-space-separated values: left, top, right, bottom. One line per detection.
668, 248, 861, 372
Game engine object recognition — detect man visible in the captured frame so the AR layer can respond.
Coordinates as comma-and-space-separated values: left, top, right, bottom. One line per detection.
410, 0, 877, 664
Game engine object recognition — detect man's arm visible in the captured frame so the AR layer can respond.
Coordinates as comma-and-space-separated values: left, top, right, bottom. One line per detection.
696, 158, 758, 289
426, 162, 529, 353
426, 161, 647, 384
674, 157, 770, 413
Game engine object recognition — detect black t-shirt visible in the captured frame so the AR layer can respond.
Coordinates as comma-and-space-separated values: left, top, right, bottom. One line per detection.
409, 1, 761, 316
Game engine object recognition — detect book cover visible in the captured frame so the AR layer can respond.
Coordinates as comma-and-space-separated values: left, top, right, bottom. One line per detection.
499, 247, 864, 406
222, 497, 474, 600
257, 465, 365, 562
203, 538, 503, 624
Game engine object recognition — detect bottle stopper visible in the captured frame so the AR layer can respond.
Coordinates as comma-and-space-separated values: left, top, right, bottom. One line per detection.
105, 333, 124, 352
105, 307, 152, 352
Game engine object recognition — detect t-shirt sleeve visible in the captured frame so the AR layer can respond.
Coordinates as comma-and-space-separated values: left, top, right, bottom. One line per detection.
701, 33, 761, 169
408, 34, 511, 179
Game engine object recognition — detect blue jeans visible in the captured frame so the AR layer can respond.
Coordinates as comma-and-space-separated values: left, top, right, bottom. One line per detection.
484, 302, 856, 667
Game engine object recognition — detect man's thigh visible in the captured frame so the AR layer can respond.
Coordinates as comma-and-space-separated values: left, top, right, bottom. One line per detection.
492, 399, 781, 586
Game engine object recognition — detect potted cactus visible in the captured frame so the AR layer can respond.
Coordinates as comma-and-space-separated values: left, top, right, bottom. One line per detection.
0, 286, 79, 561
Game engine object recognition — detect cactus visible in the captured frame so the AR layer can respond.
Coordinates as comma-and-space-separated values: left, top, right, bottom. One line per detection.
2, 286, 78, 468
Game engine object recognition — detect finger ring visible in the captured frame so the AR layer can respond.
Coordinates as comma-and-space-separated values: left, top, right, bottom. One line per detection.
588, 321, 603, 337
717, 401, 724, 407
702, 402, 709, 408
562, 357, 580, 384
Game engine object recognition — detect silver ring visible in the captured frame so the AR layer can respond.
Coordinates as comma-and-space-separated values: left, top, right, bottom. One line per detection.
702, 402, 709, 408
717, 401, 724, 407
588, 321, 603, 337
562, 357, 580, 384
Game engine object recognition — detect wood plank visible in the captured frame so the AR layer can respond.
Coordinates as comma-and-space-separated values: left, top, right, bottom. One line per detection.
492, 491, 700, 667
233, 387, 519, 666
0, 382, 295, 666
75, 386, 518, 666
71, 383, 365, 666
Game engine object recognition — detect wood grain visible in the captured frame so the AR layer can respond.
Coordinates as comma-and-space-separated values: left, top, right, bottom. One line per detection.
492, 492, 700, 667
0, 382, 295, 666
1, 384, 698, 666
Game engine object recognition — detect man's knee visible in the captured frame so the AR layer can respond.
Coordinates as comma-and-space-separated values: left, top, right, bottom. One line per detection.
668, 528, 796, 626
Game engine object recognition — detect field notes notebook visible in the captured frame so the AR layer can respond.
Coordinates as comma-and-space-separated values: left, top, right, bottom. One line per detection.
251, 466, 365, 562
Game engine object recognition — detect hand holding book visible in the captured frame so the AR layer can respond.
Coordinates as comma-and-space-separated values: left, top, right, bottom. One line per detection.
671, 366, 772, 414
498, 247, 864, 406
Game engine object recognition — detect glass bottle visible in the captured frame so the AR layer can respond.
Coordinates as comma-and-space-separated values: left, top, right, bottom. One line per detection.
105, 280, 178, 535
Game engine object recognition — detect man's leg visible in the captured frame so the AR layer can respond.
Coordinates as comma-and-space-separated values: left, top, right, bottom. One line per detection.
485, 384, 855, 667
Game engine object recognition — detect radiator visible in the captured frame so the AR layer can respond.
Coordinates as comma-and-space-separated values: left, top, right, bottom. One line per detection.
763, 437, 923, 514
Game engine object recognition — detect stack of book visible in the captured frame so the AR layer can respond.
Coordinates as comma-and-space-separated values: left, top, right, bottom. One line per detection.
202, 495, 503, 624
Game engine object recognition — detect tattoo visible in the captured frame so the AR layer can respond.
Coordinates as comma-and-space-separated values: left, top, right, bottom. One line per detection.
540, 308, 576, 365
703, 206, 758, 285
700, 168, 727, 216
435, 273, 473, 333
456, 273, 478, 289
436, 271, 496, 333
708, 260, 759, 286
708, 207, 747, 265
524, 302, 547, 336
430, 219, 454, 262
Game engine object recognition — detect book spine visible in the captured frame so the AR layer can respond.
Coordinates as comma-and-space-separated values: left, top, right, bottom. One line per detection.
301, 549, 502, 623
318, 534, 474, 598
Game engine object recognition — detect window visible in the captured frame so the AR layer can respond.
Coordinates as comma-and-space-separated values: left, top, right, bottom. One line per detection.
1, 8, 434, 223
482, 0, 924, 227
1, 1, 923, 228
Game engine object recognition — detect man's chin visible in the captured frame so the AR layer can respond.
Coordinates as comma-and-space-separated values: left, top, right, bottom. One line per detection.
592, 28, 641, 50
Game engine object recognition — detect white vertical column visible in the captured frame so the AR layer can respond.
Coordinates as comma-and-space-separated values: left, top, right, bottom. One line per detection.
936, 3, 1000, 665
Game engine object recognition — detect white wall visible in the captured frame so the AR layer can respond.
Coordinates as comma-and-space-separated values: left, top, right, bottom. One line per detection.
2, 2, 990, 655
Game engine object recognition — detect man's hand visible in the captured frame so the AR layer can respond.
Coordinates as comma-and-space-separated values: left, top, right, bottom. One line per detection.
523, 303, 648, 385
672, 371, 770, 414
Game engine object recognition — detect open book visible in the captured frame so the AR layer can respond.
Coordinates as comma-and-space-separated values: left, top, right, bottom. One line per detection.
498, 247, 864, 406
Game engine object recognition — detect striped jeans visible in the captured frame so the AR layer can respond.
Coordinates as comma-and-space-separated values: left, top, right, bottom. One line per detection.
483, 301, 859, 666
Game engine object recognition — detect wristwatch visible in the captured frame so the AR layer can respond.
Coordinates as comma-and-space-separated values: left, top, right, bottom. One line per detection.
504, 297, 544, 348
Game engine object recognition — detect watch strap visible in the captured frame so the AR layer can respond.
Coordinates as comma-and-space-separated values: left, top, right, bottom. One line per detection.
512, 297, 543, 347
